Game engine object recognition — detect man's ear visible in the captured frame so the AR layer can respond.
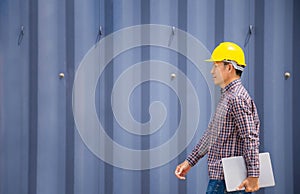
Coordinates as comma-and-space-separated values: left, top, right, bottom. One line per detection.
227, 63, 234, 72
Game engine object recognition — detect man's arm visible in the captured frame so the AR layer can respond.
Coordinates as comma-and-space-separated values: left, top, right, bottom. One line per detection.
175, 122, 213, 180
186, 122, 213, 166
232, 97, 260, 192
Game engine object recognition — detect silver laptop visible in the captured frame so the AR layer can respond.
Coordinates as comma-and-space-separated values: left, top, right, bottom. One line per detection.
222, 152, 275, 192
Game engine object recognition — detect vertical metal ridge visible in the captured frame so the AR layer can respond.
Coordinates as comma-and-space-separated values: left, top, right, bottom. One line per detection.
177, 0, 188, 193
214, 0, 224, 44
28, 0, 38, 193
292, 0, 300, 192
65, 0, 75, 193
254, 0, 265, 155
141, 0, 150, 193
104, 0, 114, 194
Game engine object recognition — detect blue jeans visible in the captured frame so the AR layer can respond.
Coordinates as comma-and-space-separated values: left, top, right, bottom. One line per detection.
206, 180, 252, 194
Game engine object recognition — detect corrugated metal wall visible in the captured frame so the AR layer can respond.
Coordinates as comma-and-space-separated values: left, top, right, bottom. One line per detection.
0, 0, 298, 194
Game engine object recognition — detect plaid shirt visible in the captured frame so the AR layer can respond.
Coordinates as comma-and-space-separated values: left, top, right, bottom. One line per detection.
187, 79, 260, 179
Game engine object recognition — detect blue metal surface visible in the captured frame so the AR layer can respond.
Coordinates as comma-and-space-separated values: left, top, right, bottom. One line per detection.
293, 0, 300, 193
0, 0, 30, 194
262, 0, 294, 193
0, 0, 297, 194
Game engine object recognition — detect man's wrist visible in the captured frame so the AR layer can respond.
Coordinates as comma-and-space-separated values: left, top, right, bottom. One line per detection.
186, 158, 195, 167
247, 169, 260, 177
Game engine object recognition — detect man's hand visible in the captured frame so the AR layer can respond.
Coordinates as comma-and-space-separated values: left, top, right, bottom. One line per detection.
237, 177, 259, 192
174, 160, 191, 180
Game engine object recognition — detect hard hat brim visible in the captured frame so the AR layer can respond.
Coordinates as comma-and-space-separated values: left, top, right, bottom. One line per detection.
204, 58, 246, 67
204, 58, 216, 62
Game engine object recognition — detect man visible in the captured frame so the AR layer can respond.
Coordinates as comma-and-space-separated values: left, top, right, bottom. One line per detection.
175, 42, 260, 193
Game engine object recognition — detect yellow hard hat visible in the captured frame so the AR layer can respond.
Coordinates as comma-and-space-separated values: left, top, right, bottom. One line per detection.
205, 42, 246, 67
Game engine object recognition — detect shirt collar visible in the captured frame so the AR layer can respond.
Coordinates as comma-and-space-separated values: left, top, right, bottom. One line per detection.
221, 79, 241, 94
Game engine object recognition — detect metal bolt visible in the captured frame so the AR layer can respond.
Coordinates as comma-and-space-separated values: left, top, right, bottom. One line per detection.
59, 73, 65, 79
171, 73, 176, 79
284, 72, 291, 80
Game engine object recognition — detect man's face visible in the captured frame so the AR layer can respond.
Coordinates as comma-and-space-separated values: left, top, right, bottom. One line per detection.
210, 61, 227, 87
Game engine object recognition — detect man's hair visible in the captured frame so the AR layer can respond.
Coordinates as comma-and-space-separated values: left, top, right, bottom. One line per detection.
223, 61, 243, 77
